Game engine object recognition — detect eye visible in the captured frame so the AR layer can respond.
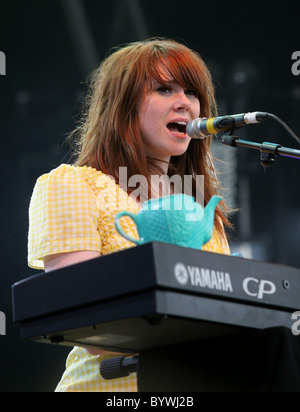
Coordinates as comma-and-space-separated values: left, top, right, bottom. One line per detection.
185, 89, 198, 97
156, 86, 172, 94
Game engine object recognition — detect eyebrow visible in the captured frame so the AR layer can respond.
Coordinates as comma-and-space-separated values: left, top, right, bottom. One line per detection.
153, 78, 177, 86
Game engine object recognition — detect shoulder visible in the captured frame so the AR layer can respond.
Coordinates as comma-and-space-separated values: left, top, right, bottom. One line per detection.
31, 163, 139, 214
36, 164, 100, 184
33, 164, 111, 195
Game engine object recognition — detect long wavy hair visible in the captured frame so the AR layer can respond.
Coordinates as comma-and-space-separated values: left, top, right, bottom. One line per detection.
69, 38, 231, 236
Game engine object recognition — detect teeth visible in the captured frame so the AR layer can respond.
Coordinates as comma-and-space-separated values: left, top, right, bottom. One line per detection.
167, 121, 187, 134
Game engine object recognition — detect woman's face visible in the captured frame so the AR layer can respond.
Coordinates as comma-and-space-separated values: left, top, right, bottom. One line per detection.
138, 66, 200, 165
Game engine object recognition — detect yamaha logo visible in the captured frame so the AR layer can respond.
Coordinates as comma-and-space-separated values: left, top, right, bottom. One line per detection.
174, 263, 189, 285
174, 262, 233, 292
173, 263, 279, 302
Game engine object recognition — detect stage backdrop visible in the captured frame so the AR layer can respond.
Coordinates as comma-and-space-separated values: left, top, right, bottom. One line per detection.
0, 0, 299, 392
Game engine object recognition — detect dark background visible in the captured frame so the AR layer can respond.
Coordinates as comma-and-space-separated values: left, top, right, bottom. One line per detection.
0, 0, 299, 391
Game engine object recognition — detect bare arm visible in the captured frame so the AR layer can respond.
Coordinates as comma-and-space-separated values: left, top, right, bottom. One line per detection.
43, 251, 101, 273
43, 251, 125, 356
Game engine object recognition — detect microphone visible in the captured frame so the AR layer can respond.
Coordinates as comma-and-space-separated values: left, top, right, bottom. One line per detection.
186, 111, 269, 139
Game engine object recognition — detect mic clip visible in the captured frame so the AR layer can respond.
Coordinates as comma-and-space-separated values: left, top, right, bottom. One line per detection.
260, 152, 276, 168
259, 142, 282, 168
218, 131, 239, 147
218, 132, 297, 168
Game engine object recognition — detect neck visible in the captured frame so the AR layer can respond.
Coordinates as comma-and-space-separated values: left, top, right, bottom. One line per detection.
147, 156, 170, 175
150, 174, 174, 199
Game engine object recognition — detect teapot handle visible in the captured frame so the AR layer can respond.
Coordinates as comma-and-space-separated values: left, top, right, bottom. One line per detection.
115, 211, 142, 245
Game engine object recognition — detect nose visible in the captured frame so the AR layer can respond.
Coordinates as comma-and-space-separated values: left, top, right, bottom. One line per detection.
173, 91, 192, 111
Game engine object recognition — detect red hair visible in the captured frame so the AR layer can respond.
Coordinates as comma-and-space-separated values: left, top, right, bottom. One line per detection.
69, 38, 231, 235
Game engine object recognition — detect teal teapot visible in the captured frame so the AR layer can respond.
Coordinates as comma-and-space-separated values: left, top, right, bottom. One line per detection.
115, 194, 222, 250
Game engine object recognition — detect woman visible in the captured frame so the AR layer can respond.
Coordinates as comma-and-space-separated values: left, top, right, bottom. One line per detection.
28, 38, 231, 392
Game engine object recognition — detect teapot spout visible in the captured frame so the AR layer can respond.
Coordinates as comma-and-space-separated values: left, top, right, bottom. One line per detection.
202, 195, 222, 245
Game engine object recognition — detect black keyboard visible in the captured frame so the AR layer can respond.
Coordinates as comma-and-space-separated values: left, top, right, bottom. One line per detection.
12, 242, 300, 352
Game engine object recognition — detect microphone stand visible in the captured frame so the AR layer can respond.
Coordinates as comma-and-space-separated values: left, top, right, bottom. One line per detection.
219, 133, 300, 167
100, 355, 138, 380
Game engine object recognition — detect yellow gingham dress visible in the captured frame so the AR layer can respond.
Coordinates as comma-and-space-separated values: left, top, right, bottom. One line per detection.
28, 164, 230, 392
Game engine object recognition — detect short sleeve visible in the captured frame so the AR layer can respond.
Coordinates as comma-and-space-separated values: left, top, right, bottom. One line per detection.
28, 164, 102, 269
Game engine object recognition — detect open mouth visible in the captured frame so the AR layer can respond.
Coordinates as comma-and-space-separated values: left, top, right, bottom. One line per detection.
166, 121, 187, 135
